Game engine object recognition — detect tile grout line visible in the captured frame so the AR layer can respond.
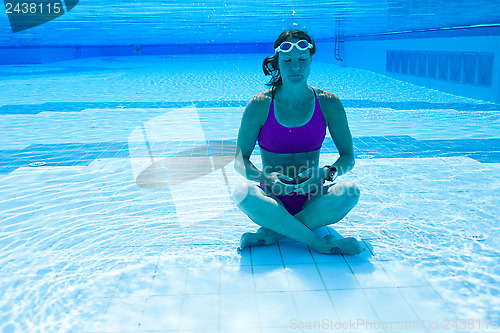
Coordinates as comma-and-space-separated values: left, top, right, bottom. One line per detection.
277, 241, 305, 333
342, 253, 390, 333
135, 245, 163, 333
375, 193, 472, 322
173, 244, 191, 333
249, 246, 264, 333
308, 243, 346, 333
346, 218, 431, 332
218, 240, 222, 333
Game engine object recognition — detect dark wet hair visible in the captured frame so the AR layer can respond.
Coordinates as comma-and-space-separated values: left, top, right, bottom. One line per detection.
262, 29, 316, 88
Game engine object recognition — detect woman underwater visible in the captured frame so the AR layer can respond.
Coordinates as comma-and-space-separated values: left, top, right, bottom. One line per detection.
233, 29, 365, 255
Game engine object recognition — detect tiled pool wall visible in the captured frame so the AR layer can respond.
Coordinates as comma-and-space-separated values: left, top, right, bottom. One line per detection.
2, 26, 499, 105
335, 26, 500, 104
0, 42, 275, 65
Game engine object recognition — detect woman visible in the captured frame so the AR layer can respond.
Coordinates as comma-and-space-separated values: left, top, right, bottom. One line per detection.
232, 29, 364, 255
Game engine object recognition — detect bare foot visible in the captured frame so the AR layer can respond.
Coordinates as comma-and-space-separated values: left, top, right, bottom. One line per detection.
315, 235, 366, 255
237, 227, 283, 251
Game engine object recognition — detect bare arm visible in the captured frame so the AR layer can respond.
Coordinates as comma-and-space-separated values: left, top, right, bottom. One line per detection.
321, 91, 355, 177
234, 94, 271, 185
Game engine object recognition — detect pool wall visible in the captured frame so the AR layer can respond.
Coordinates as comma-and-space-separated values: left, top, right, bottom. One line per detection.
333, 26, 500, 103
1, 27, 498, 104
0, 43, 277, 65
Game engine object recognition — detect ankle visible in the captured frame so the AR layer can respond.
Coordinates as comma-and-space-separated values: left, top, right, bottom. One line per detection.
258, 227, 283, 240
309, 235, 330, 253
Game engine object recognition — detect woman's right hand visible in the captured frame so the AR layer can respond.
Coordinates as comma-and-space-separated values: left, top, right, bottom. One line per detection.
265, 172, 295, 196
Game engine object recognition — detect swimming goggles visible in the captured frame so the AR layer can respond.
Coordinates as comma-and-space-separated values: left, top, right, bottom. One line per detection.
275, 39, 313, 53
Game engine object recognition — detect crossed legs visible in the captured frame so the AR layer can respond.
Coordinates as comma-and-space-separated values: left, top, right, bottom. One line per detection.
233, 181, 363, 255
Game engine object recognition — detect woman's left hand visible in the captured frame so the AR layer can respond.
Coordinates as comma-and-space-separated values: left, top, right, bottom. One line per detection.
294, 167, 327, 195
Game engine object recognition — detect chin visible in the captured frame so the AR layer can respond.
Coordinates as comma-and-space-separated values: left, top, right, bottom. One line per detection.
287, 75, 305, 83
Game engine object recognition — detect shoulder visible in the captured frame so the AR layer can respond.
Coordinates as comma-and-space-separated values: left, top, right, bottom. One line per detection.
313, 87, 341, 106
312, 87, 345, 125
243, 89, 273, 124
247, 89, 273, 107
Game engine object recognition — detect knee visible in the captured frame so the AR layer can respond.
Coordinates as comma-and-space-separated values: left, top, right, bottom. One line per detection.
335, 181, 361, 205
231, 181, 258, 208
345, 181, 361, 198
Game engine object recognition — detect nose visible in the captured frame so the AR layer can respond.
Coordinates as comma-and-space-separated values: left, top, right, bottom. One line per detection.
291, 62, 301, 71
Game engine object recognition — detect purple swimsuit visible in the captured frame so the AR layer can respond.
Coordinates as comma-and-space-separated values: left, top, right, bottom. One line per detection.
258, 89, 327, 215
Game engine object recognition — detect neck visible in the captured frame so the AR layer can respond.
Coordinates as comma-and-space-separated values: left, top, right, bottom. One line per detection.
276, 82, 311, 104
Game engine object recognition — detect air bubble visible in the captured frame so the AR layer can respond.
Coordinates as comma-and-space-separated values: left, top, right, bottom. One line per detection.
29, 162, 47, 167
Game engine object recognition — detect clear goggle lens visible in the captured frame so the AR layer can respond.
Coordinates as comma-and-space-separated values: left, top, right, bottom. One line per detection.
275, 40, 312, 53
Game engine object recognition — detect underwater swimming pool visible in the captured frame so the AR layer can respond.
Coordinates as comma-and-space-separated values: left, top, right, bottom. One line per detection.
1, 0, 500, 330
0, 53, 499, 332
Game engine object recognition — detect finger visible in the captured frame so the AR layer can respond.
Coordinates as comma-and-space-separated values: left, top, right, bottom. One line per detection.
295, 183, 310, 195
297, 168, 312, 178
298, 180, 322, 195
284, 184, 296, 195
277, 173, 294, 182
298, 188, 311, 195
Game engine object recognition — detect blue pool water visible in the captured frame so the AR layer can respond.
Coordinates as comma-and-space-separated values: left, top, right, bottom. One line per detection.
0, 54, 499, 332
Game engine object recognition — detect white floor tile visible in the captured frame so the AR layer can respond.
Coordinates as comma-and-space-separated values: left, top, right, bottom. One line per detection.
311, 251, 347, 263
139, 295, 183, 331
219, 265, 255, 294
184, 265, 220, 295
179, 294, 219, 331
317, 262, 360, 290
149, 266, 187, 296
285, 264, 325, 292
114, 268, 156, 298
256, 291, 297, 329
99, 296, 147, 332
260, 328, 295, 333
77, 272, 122, 299
70, 297, 110, 332
330, 289, 378, 322
279, 242, 315, 265
399, 286, 458, 322
253, 265, 290, 293
348, 261, 395, 288
293, 290, 339, 324
250, 244, 283, 265
220, 328, 261, 333
219, 293, 259, 329
379, 261, 430, 287
364, 287, 419, 323
221, 245, 253, 266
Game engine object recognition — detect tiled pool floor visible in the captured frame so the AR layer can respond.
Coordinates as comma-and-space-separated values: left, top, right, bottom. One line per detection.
0, 55, 499, 332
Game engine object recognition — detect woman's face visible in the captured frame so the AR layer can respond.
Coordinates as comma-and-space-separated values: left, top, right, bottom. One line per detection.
277, 38, 312, 85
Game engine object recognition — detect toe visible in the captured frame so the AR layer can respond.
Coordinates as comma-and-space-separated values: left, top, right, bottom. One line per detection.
237, 233, 250, 251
